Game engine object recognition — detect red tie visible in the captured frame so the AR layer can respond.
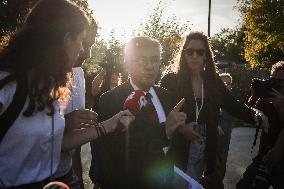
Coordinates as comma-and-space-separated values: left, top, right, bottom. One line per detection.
145, 93, 159, 124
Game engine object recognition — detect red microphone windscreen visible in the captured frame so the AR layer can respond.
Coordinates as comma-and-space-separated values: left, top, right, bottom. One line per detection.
123, 90, 147, 114
43, 181, 70, 189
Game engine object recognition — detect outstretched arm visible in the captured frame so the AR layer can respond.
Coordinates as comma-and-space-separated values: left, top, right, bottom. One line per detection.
62, 109, 134, 151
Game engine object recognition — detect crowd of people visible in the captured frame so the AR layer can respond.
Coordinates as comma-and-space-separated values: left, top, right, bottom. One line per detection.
0, 0, 283, 189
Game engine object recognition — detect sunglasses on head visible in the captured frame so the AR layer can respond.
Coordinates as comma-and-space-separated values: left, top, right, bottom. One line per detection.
184, 48, 205, 56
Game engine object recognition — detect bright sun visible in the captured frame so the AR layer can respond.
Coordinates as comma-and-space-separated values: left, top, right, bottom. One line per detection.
88, 0, 159, 41
87, 0, 240, 41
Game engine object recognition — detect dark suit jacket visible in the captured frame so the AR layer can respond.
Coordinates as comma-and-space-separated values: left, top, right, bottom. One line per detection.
90, 81, 174, 189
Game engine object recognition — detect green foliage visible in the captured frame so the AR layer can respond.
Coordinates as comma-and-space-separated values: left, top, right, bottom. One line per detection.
0, 0, 93, 39
82, 31, 126, 107
228, 63, 270, 101
238, 0, 284, 68
82, 38, 107, 76
82, 38, 107, 108
136, 0, 191, 67
83, 30, 124, 76
211, 27, 246, 64
105, 30, 124, 66
0, 0, 38, 38
104, 30, 127, 79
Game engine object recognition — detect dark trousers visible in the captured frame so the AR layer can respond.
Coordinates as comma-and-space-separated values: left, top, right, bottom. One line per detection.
237, 157, 284, 189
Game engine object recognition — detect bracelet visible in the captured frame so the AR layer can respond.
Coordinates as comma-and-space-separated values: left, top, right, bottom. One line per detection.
98, 122, 105, 136
101, 122, 107, 134
94, 121, 100, 137
96, 122, 106, 136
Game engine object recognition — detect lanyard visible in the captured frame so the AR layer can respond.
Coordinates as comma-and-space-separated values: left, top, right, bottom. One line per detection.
193, 80, 204, 122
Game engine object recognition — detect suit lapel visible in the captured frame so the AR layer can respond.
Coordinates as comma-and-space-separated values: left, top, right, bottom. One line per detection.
119, 83, 171, 115
153, 86, 171, 116
118, 80, 134, 108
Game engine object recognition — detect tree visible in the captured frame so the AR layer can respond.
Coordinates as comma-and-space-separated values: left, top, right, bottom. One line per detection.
105, 30, 124, 68
211, 27, 246, 64
238, 0, 284, 68
136, 0, 191, 68
0, 0, 37, 39
0, 0, 93, 40
82, 30, 126, 107
82, 37, 107, 107
228, 63, 270, 101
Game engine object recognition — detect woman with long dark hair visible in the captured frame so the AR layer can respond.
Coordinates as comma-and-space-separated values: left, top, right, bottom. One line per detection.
0, 0, 133, 188
160, 32, 268, 189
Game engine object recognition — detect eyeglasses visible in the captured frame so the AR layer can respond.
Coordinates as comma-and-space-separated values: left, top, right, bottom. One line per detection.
133, 57, 161, 67
184, 48, 206, 56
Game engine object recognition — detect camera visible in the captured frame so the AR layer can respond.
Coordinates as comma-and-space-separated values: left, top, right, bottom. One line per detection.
251, 78, 276, 99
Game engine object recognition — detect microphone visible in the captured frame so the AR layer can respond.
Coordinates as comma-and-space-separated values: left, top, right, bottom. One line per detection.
114, 90, 149, 132
123, 90, 148, 115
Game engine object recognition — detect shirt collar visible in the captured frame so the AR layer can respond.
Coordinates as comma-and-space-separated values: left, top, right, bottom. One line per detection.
130, 78, 155, 95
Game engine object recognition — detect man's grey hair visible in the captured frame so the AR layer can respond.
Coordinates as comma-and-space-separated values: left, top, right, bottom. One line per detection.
124, 36, 162, 63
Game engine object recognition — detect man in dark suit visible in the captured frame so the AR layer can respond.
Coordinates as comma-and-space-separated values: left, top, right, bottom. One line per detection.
89, 36, 187, 189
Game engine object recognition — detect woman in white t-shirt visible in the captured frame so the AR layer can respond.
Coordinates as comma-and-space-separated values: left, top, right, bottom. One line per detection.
0, 0, 134, 188
0, 0, 89, 187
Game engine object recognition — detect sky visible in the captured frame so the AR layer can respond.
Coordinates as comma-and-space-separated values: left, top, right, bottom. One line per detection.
87, 0, 241, 41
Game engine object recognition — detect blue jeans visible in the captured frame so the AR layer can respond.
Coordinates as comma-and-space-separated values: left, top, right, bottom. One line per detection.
186, 139, 206, 181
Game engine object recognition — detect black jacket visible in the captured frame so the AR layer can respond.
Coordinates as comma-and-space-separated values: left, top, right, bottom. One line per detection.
90, 81, 174, 189
160, 73, 255, 175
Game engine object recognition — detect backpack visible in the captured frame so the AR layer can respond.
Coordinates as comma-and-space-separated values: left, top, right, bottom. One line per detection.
0, 73, 27, 143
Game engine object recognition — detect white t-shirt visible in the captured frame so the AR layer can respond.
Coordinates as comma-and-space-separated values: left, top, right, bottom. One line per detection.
54, 67, 86, 177
66, 67, 85, 112
0, 71, 65, 187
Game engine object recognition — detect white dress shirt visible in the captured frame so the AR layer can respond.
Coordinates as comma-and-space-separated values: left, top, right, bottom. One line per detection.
130, 79, 170, 154
130, 79, 166, 123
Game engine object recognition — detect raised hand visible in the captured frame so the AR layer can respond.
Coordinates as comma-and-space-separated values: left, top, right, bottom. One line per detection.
165, 98, 187, 137
65, 109, 98, 131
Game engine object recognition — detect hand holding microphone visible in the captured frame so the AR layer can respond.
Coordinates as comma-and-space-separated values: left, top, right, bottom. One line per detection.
108, 90, 146, 132
106, 90, 145, 133
123, 90, 147, 115
118, 110, 135, 131
102, 109, 135, 133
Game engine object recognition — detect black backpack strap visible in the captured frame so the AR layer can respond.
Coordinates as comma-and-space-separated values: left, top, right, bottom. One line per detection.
0, 74, 28, 143
0, 74, 16, 89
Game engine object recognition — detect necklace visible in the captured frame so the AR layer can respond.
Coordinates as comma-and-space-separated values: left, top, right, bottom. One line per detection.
193, 80, 204, 122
